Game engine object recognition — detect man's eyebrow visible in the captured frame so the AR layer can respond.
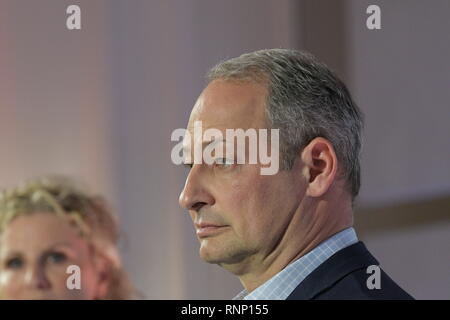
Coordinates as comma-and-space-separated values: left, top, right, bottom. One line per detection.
203, 138, 225, 148
182, 145, 191, 154
182, 138, 226, 155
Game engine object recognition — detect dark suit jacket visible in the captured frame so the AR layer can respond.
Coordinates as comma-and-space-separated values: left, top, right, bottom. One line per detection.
286, 241, 414, 300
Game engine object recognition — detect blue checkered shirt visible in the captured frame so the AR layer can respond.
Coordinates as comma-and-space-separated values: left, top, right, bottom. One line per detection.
233, 227, 358, 300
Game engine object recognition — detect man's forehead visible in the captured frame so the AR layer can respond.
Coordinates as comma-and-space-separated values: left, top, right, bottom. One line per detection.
188, 79, 268, 131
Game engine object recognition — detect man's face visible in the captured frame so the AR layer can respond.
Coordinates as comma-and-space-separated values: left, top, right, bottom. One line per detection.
179, 79, 306, 272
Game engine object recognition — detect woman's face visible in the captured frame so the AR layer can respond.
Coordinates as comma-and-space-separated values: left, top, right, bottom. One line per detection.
0, 212, 105, 299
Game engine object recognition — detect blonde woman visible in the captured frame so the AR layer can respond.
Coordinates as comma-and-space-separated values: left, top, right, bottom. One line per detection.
0, 176, 136, 299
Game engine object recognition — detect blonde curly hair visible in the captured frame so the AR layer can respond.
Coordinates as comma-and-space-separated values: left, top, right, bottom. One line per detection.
0, 176, 137, 300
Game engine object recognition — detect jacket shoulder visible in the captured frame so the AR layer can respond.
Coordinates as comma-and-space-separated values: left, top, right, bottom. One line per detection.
314, 266, 414, 300
287, 241, 414, 300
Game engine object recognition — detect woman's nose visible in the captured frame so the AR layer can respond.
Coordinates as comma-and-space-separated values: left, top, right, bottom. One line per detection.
25, 265, 51, 290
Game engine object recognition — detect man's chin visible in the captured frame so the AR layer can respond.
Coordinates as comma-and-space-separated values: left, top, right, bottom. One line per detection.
199, 241, 230, 264
198, 240, 246, 266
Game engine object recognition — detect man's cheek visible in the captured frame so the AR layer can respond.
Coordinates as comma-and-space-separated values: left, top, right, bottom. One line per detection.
189, 211, 196, 222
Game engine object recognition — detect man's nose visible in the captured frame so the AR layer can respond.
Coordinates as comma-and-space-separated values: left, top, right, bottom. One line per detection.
25, 265, 51, 290
179, 165, 215, 211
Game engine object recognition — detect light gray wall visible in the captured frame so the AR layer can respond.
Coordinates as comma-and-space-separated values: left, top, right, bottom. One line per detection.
347, 0, 450, 207
0, 0, 115, 198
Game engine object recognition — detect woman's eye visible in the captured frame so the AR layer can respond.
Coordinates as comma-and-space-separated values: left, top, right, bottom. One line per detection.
47, 252, 67, 264
5, 257, 23, 269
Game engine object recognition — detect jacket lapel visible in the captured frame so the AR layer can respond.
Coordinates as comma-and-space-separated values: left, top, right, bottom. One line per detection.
286, 241, 379, 300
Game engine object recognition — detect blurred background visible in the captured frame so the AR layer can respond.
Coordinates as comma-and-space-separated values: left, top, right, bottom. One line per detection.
0, 0, 449, 299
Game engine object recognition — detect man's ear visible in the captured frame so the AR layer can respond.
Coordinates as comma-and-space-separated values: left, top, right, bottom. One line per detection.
301, 137, 338, 198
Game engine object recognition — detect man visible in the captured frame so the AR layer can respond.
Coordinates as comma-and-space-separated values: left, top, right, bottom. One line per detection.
178, 49, 413, 300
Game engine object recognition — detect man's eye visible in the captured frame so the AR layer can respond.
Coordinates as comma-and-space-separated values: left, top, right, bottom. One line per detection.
5, 257, 23, 269
47, 252, 67, 264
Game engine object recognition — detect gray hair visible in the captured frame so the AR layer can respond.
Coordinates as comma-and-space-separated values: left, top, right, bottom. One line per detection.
207, 49, 364, 199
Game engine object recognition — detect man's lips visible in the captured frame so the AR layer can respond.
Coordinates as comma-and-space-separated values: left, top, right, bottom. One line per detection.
195, 222, 229, 238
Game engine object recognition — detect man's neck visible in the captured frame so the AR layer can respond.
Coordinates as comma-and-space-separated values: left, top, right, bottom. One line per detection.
236, 208, 353, 293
